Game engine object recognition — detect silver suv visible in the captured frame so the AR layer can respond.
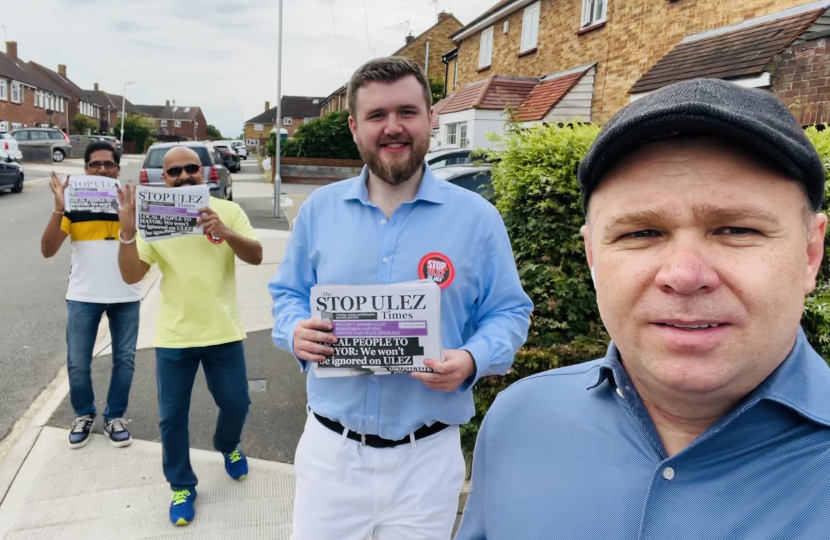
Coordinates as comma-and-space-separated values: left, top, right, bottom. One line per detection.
11, 128, 71, 162
140, 141, 233, 200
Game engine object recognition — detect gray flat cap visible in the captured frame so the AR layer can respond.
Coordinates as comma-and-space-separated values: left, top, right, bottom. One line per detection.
577, 78, 826, 212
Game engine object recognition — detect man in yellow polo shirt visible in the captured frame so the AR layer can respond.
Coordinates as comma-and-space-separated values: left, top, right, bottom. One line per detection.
115, 145, 262, 526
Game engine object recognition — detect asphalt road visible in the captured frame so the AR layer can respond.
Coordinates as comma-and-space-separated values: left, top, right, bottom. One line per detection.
0, 157, 143, 442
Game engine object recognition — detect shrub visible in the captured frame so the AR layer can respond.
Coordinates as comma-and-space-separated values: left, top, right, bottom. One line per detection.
803, 126, 830, 361
122, 115, 156, 154
71, 114, 98, 135
266, 110, 360, 160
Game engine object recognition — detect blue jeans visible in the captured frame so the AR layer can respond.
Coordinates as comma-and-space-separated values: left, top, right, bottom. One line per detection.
66, 300, 140, 423
156, 341, 251, 490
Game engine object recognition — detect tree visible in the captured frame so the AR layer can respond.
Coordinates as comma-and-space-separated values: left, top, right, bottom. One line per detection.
122, 115, 156, 154
429, 77, 445, 105
207, 124, 223, 139
267, 110, 360, 160
71, 114, 98, 135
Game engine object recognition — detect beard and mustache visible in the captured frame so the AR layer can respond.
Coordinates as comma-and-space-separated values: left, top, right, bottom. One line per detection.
173, 177, 199, 187
357, 134, 429, 186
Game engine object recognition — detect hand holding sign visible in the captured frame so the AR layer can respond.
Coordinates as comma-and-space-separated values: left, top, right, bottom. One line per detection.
50, 172, 70, 213
117, 182, 137, 239
411, 349, 476, 392
196, 207, 231, 241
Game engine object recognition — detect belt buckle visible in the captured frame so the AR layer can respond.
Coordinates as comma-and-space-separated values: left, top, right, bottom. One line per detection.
360, 433, 367, 446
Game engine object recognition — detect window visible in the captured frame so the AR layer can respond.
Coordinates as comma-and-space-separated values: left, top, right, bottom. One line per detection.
581, 0, 606, 28
479, 27, 494, 69
59, 98, 65, 113
254, 124, 264, 131
447, 123, 458, 146
303, 117, 314, 124
11, 123, 23, 131
11, 82, 21, 104
0, 80, 6, 101
459, 122, 469, 148
161, 120, 168, 127
39, 92, 45, 108
247, 139, 259, 146
172, 106, 178, 112
175, 120, 182, 128
284, 117, 293, 125
184, 107, 190, 113
49, 130, 63, 139
521, 2, 541, 53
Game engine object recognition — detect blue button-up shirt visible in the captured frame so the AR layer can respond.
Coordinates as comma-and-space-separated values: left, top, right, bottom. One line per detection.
456, 329, 830, 539
269, 166, 532, 440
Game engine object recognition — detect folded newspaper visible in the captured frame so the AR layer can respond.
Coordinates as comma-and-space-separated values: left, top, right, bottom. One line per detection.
310, 281, 443, 378
135, 185, 210, 242
65, 176, 120, 214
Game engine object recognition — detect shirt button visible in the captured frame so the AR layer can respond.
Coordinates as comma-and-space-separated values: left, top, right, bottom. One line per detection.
663, 467, 675, 480
381, 219, 387, 225
383, 257, 389, 263
616, 387, 624, 398
369, 415, 375, 420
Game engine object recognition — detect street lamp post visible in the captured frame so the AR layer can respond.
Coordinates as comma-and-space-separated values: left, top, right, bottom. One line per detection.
274, 0, 283, 218
120, 81, 137, 146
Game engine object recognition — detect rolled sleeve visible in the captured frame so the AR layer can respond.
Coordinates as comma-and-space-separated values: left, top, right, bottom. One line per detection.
269, 202, 315, 372
231, 205, 258, 241
60, 215, 71, 235
459, 216, 532, 391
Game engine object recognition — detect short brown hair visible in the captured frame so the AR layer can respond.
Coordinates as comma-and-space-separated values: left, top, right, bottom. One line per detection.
347, 56, 432, 119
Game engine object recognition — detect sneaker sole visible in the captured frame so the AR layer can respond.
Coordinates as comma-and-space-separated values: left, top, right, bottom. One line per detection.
109, 437, 133, 448
173, 518, 191, 526
68, 437, 91, 449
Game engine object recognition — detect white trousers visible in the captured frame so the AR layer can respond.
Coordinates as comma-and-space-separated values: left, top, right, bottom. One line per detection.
291, 412, 466, 540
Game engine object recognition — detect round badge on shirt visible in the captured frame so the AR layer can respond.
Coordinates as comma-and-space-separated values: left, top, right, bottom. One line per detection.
207, 233, 225, 244
418, 252, 455, 289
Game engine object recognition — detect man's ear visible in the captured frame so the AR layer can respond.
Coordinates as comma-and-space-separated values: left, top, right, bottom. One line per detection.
348, 115, 358, 144
805, 212, 828, 294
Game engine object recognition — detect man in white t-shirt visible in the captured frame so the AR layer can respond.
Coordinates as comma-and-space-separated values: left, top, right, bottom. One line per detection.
41, 140, 141, 449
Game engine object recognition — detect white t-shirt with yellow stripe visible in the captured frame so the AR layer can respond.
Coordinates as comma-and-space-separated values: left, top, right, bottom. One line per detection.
61, 212, 143, 303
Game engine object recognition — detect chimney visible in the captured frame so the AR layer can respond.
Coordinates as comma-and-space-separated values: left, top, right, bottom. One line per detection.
94, 83, 99, 91
405, 33, 415, 46
5, 41, 16, 60
58, 64, 66, 78
166, 100, 170, 106
438, 11, 452, 22
265, 101, 270, 112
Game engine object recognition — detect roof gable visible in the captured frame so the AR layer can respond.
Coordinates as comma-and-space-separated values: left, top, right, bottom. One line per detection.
631, 8, 825, 94
392, 14, 464, 56
441, 76, 537, 114
515, 67, 591, 122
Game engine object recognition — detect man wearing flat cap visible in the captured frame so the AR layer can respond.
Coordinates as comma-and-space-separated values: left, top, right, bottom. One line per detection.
455, 78, 830, 539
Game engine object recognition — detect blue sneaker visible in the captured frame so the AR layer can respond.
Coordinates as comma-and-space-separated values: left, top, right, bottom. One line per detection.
68, 415, 94, 449
223, 448, 248, 480
104, 418, 132, 448
169, 488, 197, 526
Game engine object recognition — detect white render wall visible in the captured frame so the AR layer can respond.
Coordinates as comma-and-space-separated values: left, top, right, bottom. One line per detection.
437, 108, 509, 151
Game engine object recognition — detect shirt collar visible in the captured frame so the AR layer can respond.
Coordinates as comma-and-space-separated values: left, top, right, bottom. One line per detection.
587, 328, 830, 428
341, 163, 444, 206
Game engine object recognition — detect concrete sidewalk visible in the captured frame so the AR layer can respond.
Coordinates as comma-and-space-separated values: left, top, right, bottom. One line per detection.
0, 165, 305, 539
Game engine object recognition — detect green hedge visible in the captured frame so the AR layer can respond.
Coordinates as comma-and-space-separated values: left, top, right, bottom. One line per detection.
461, 123, 830, 457
266, 110, 360, 160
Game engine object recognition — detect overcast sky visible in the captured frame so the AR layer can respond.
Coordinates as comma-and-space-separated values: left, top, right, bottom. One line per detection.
7, 0, 490, 138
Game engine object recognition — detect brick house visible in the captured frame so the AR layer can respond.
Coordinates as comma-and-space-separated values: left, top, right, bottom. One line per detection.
0, 41, 72, 134
319, 85, 347, 116
87, 83, 143, 135
243, 96, 324, 155
135, 101, 208, 141
437, 0, 830, 149
27, 61, 102, 134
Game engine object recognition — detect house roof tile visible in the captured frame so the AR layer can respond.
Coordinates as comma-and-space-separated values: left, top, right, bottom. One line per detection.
441, 76, 537, 114
431, 96, 452, 129
245, 96, 325, 125
631, 8, 825, 94
0, 52, 39, 88
515, 69, 588, 122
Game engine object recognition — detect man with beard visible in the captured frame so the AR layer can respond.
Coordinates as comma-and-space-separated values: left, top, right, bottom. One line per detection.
116, 145, 262, 526
269, 57, 532, 540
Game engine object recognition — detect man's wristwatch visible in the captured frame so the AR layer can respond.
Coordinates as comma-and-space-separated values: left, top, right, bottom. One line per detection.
118, 229, 137, 245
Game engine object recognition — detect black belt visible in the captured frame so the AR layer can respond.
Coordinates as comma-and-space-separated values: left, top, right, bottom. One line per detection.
313, 413, 448, 448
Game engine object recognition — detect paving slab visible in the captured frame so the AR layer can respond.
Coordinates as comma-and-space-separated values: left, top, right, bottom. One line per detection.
0, 427, 294, 540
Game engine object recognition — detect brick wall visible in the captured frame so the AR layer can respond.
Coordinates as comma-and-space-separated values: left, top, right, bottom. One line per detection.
281, 156, 363, 167
0, 85, 47, 130
244, 123, 274, 155
772, 35, 830, 125
455, 0, 818, 125
395, 14, 463, 83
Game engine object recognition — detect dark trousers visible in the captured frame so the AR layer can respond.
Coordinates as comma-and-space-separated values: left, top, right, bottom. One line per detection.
67, 300, 140, 422
155, 340, 251, 490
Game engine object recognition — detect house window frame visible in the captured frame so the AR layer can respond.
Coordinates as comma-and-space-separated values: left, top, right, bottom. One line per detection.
478, 26, 494, 69
161, 119, 168, 127
284, 117, 293, 126
459, 122, 469, 148
60, 98, 65, 113
521, 1, 541, 53
447, 123, 458, 146
11, 82, 22, 104
247, 138, 259, 146
254, 124, 264, 131
303, 117, 314, 124
175, 120, 182, 128
0, 80, 7, 101
581, 0, 607, 28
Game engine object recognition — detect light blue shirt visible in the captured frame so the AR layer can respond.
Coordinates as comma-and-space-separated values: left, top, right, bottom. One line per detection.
269, 166, 532, 440
456, 329, 830, 539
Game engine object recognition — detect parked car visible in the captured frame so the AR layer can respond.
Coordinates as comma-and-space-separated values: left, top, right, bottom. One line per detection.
431, 164, 494, 200
141, 141, 233, 200
212, 142, 241, 172
0, 133, 22, 161
11, 128, 71, 162
426, 148, 489, 170
230, 140, 248, 159
0, 148, 24, 193
96, 135, 123, 156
